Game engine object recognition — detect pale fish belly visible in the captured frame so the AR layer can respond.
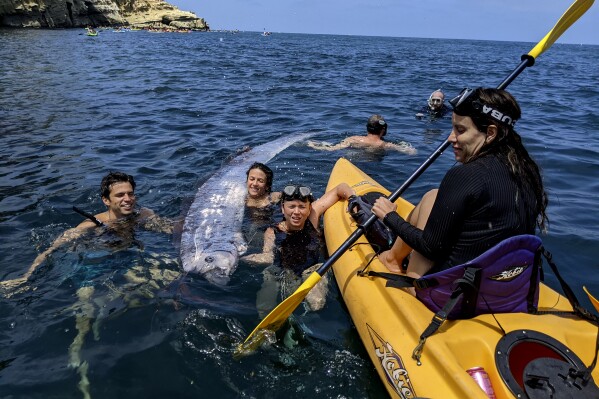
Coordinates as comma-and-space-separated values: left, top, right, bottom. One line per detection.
181, 133, 314, 285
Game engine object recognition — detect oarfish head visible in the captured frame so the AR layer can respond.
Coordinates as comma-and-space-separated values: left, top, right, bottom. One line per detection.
192, 247, 238, 286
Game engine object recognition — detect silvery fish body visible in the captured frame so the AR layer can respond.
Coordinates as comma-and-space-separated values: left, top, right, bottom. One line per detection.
180, 133, 313, 285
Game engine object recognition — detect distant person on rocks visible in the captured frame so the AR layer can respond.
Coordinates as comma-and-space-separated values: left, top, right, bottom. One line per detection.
307, 114, 416, 155
416, 89, 450, 119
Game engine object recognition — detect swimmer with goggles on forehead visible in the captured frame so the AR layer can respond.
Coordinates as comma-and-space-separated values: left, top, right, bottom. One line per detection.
242, 182, 354, 264
242, 182, 355, 315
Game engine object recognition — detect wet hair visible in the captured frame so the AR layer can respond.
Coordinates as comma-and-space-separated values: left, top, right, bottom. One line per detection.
466, 88, 548, 232
246, 162, 273, 194
100, 172, 136, 199
366, 114, 388, 136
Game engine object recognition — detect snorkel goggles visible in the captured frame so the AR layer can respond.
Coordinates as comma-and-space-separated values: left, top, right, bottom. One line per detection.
450, 88, 518, 128
282, 185, 314, 202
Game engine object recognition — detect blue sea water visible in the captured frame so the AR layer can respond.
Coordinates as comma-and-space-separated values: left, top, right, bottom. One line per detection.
1, 28, 599, 398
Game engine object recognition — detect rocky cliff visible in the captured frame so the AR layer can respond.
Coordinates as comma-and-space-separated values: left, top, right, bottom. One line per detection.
0, 0, 208, 29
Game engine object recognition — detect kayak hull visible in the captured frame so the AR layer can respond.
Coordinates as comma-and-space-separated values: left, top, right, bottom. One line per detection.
324, 158, 598, 399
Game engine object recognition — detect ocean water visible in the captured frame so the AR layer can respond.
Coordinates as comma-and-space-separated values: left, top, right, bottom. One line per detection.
1, 28, 598, 398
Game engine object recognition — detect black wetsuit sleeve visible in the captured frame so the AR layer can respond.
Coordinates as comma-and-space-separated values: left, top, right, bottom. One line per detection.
383, 211, 428, 252
382, 164, 483, 262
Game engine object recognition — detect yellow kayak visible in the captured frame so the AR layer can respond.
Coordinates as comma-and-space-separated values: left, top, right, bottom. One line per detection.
324, 157, 599, 399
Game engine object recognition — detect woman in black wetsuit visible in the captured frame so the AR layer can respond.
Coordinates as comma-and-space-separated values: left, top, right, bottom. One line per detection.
243, 182, 355, 317
372, 88, 548, 294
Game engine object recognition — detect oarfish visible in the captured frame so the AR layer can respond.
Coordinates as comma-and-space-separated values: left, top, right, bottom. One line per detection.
180, 133, 314, 285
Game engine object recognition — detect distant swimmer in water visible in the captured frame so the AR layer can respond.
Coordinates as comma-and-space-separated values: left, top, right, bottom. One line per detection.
307, 114, 417, 155
415, 89, 450, 120
242, 182, 355, 318
1, 171, 174, 290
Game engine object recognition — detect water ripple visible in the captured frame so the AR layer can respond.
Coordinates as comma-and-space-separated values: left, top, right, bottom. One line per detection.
1, 29, 599, 398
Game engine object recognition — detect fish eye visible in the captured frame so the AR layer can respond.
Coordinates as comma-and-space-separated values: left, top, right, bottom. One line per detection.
205, 256, 214, 263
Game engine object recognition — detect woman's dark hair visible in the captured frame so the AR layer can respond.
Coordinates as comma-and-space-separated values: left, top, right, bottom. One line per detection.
246, 162, 273, 194
470, 88, 548, 232
100, 172, 136, 199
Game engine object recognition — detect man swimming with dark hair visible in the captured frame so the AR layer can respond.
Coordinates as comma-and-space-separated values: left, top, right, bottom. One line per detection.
1, 171, 172, 289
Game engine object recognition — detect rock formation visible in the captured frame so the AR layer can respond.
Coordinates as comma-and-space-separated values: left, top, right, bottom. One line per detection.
0, 0, 209, 29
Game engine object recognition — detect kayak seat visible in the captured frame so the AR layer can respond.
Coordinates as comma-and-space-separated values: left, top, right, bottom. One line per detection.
381, 234, 543, 319
417, 234, 542, 319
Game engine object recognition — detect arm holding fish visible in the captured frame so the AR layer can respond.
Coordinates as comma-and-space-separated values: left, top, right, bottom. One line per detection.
240, 227, 276, 265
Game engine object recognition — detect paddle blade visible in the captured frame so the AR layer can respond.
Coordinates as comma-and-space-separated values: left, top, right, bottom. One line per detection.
528, 0, 594, 59
235, 272, 322, 356
583, 286, 599, 313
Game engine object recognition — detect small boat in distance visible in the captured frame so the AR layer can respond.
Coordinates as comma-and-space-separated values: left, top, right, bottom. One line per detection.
262, 29, 271, 36
86, 28, 98, 36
